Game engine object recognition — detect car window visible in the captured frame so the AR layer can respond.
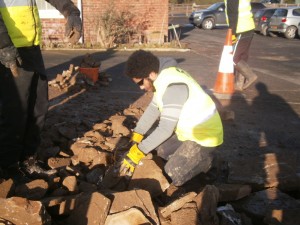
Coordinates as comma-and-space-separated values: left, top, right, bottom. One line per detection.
274, 9, 287, 17
251, 3, 266, 10
292, 8, 300, 16
255, 9, 265, 18
265, 9, 277, 17
207, 2, 224, 11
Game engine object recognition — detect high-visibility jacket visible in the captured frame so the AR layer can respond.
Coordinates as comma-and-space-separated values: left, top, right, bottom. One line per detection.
153, 67, 223, 147
0, 0, 42, 47
225, 0, 255, 34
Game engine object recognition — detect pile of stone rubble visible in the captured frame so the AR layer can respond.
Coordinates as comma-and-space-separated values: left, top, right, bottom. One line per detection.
48, 54, 111, 91
0, 60, 299, 224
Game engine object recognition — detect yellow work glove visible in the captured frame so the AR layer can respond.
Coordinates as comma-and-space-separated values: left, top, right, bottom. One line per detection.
131, 132, 144, 143
232, 34, 237, 44
119, 143, 145, 176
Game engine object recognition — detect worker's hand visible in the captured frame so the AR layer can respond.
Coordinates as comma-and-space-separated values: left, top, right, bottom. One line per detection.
131, 132, 144, 144
232, 34, 237, 44
65, 15, 82, 44
0, 45, 22, 77
119, 143, 145, 177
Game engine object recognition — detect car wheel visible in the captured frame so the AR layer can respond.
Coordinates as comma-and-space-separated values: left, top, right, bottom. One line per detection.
201, 18, 215, 30
284, 26, 297, 39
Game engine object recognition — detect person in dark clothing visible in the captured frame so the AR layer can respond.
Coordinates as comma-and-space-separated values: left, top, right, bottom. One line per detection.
119, 50, 223, 186
0, 0, 82, 179
225, 0, 258, 90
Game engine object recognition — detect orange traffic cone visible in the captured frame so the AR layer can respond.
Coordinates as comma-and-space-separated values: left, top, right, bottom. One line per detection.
213, 29, 235, 99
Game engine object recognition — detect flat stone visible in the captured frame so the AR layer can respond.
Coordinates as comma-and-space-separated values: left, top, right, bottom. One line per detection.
109, 189, 159, 225
170, 203, 200, 225
109, 115, 131, 136
66, 192, 111, 225
62, 176, 78, 192
0, 179, 14, 198
0, 197, 51, 225
128, 157, 170, 197
84, 130, 105, 142
71, 145, 109, 166
15, 179, 48, 200
48, 157, 71, 169
160, 192, 197, 218
105, 208, 152, 225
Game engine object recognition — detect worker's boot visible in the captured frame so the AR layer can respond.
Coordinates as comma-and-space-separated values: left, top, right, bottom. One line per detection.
235, 60, 257, 90
235, 72, 245, 91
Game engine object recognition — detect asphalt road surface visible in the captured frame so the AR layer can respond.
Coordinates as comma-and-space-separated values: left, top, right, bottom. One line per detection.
168, 18, 300, 113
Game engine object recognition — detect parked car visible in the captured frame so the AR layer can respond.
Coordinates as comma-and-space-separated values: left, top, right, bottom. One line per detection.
254, 8, 277, 36
268, 7, 300, 39
260, 0, 280, 4
189, 2, 266, 30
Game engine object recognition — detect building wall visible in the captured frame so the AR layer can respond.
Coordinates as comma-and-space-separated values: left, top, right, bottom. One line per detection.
40, 0, 168, 47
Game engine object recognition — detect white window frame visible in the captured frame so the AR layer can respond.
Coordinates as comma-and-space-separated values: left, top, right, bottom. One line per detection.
36, 0, 83, 19
36, 0, 64, 19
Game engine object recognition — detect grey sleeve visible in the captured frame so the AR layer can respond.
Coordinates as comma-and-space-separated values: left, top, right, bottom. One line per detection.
138, 84, 189, 154
134, 97, 161, 135
0, 13, 13, 48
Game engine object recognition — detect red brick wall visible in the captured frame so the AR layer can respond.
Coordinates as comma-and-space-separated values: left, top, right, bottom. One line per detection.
41, 19, 65, 47
41, 0, 168, 47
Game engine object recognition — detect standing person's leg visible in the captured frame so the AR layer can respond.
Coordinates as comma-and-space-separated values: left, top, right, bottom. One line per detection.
18, 46, 49, 161
164, 140, 216, 186
0, 64, 34, 168
233, 30, 257, 90
16, 46, 54, 177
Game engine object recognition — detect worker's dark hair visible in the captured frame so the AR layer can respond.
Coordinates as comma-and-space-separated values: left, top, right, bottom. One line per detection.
125, 50, 159, 78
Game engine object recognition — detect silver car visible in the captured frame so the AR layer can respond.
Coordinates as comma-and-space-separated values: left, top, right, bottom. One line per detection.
268, 7, 300, 39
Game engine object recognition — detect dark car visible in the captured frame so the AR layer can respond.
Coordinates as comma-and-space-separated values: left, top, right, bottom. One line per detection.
189, 2, 226, 30
254, 8, 277, 35
260, 0, 280, 3
189, 2, 266, 30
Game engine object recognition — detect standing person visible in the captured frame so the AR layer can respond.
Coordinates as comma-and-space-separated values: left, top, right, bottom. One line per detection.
224, 0, 258, 90
0, 0, 82, 179
120, 50, 223, 186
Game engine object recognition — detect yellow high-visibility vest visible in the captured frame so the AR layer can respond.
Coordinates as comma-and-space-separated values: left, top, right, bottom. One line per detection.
0, 0, 42, 47
225, 0, 255, 33
154, 67, 223, 147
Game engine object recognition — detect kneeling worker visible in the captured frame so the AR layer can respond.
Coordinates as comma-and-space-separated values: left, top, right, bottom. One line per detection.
120, 50, 223, 186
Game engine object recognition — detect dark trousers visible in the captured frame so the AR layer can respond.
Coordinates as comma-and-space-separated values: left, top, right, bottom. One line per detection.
156, 134, 216, 186
0, 46, 48, 168
233, 30, 254, 65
